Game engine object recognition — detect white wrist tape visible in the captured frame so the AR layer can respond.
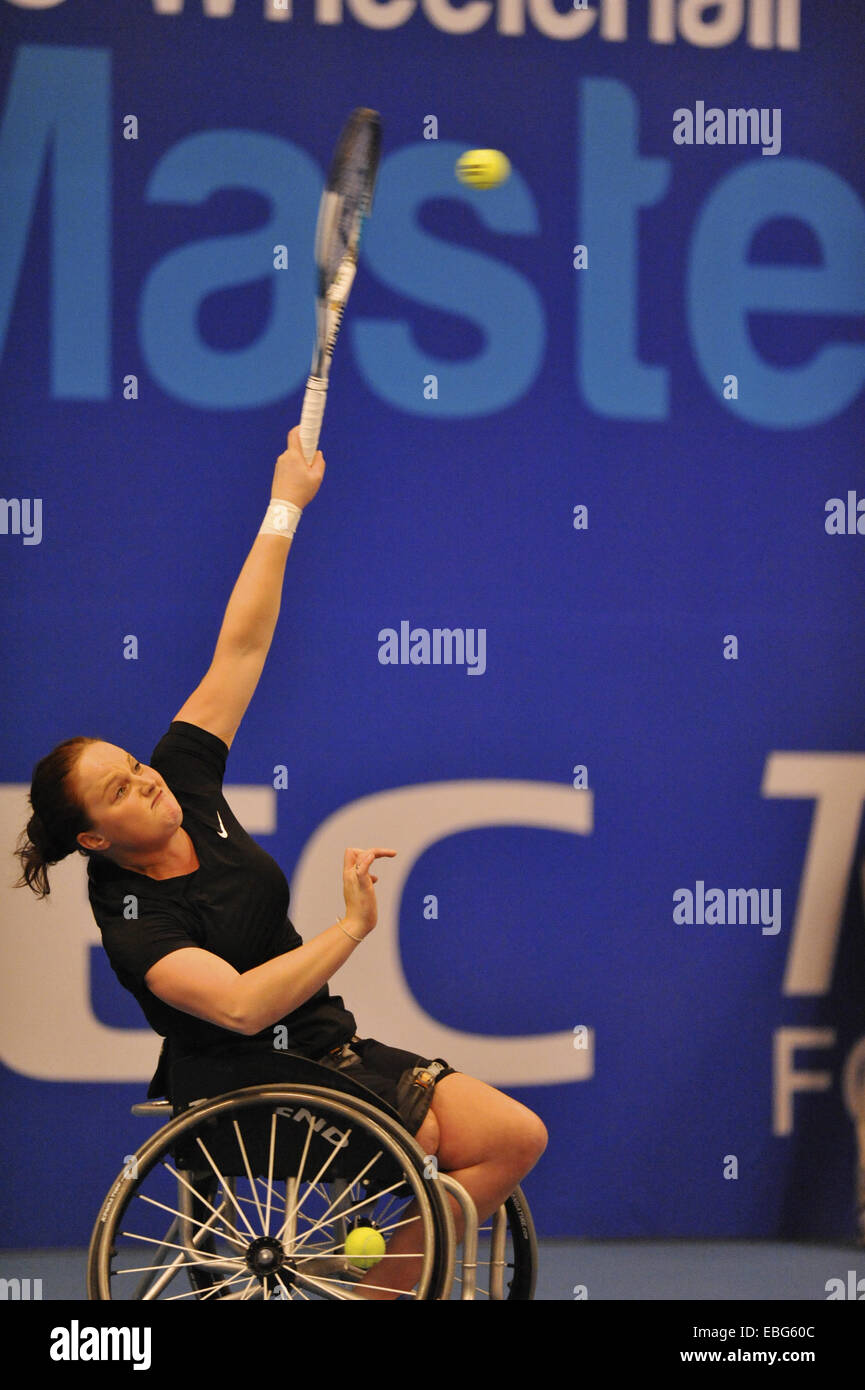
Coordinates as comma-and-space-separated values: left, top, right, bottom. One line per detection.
259, 498, 302, 540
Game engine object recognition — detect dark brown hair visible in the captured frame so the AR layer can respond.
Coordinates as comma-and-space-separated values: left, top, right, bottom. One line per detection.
13, 737, 101, 899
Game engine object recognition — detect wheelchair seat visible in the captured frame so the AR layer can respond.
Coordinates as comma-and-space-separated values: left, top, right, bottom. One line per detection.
168, 1047, 405, 1129
167, 1049, 408, 1189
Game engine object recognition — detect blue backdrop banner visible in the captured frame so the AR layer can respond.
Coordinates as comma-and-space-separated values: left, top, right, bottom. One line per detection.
1, 0, 864, 1250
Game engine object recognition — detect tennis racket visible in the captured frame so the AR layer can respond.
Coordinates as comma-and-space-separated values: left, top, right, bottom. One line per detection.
299, 107, 382, 461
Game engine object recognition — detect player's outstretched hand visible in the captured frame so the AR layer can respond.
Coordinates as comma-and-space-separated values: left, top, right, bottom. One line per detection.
342, 847, 397, 938
271, 425, 325, 510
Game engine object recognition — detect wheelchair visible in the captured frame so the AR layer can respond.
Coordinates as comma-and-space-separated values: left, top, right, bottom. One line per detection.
86, 1050, 538, 1300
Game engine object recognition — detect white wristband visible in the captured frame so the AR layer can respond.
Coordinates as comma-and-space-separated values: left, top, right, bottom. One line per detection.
259, 498, 302, 540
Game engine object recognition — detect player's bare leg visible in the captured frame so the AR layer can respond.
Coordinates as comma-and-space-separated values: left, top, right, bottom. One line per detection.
354, 1073, 547, 1299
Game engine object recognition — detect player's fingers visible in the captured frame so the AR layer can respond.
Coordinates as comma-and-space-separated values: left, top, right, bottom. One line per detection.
287, 424, 323, 468
359, 849, 396, 874
346, 847, 395, 876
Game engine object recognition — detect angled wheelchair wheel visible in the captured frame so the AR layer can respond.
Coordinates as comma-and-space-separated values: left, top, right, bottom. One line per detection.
452, 1183, 537, 1300
87, 1084, 455, 1301
495, 1186, 537, 1300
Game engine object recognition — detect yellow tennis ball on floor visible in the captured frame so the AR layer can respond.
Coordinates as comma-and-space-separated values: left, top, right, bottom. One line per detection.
456, 148, 511, 189
345, 1225, 386, 1271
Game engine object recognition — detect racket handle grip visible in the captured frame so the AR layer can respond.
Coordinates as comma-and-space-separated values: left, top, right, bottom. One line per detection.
299, 376, 328, 460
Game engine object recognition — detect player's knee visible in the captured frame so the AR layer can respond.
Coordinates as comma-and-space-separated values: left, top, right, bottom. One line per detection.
512, 1111, 548, 1169
528, 1113, 548, 1160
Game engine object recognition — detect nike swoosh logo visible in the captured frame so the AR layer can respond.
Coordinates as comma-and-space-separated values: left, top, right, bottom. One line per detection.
216, 811, 229, 838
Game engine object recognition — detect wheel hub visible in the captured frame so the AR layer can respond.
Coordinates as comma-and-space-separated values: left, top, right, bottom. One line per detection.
245, 1235, 287, 1280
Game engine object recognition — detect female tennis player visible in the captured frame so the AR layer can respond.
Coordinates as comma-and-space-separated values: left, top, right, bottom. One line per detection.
14, 425, 547, 1299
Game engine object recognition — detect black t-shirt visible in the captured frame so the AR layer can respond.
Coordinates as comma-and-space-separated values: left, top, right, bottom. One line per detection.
87, 721, 356, 1070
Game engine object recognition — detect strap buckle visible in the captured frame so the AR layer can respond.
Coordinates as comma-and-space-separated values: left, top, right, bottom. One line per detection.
322, 1040, 360, 1071
411, 1060, 446, 1090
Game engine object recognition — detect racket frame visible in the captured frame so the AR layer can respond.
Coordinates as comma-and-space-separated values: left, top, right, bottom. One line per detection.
299, 111, 381, 460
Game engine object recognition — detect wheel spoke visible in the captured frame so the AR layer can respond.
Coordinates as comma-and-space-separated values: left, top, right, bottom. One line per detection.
293, 1266, 403, 1299
115, 1260, 197, 1276
273, 1121, 356, 1242
136, 1190, 239, 1246
290, 1268, 366, 1300
118, 1228, 245, 1264
193, 1138, 259, 1241
293, 1179, 411, 1255
264, 1110, 278, 1236
165, 1268, 253, 1301
161, 1161, 249, 1250
231, 1117, 268, 1233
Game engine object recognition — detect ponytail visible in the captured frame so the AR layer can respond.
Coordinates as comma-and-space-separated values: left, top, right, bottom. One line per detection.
12, 737, 100, 899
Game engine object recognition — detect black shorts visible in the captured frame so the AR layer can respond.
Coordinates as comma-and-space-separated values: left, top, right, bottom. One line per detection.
166, 1035, 457, 1139
318, 1036, 458, 1137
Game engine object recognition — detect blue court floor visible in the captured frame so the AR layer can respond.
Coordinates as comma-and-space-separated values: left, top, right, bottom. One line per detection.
2, 1240, 861, 1300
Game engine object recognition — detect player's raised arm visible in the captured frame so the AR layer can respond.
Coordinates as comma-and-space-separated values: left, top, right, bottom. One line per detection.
172, 426, 324, 750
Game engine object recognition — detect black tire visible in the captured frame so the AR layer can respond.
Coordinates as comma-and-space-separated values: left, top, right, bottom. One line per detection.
500, 1185, 538, 1300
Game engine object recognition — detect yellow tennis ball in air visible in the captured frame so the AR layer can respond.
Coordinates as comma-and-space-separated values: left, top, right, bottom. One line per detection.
456, 148, 511, 189
345, 1225, 386, 1271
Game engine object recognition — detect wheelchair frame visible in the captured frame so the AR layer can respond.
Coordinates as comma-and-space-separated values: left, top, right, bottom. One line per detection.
87, 1067, 538, 1301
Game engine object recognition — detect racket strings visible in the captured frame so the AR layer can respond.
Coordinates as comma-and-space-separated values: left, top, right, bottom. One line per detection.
316, 113, 381, 286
